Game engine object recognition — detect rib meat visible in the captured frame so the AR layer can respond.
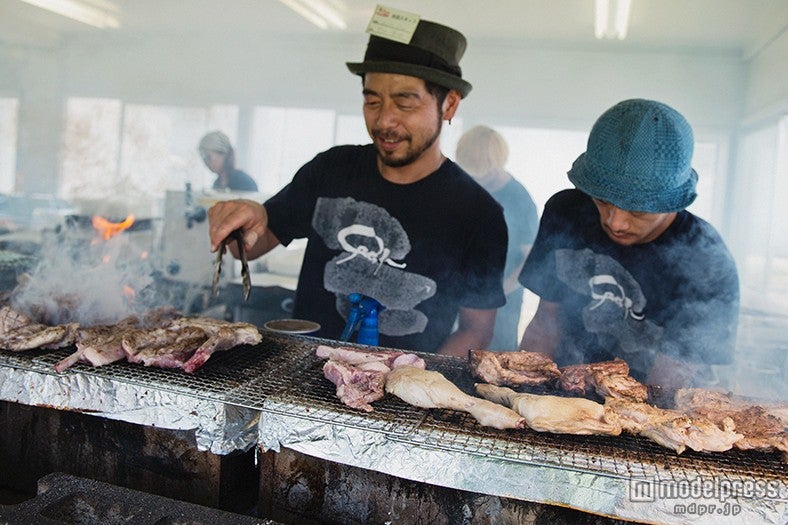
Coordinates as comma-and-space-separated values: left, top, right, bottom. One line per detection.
468, 349, 561, 387
475, 383, 622, 436
54, 317, 140, 372
122, 325, 209, 369
385, 366, 526, 430
0, 305, 79, 351
178, 318, 262, 373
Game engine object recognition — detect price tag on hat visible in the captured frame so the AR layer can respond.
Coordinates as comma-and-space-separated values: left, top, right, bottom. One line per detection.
366, 4, 420, 44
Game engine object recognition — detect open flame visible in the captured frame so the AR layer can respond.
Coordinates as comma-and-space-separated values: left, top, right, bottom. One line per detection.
92, 214, 135, 241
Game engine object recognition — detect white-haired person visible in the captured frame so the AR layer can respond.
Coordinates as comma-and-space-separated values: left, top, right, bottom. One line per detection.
456, 125, 538, 350
519, 99, 739, 390
198, 131, 258, 192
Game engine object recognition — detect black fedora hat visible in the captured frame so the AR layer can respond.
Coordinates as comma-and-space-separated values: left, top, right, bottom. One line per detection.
346, 19, 472, 98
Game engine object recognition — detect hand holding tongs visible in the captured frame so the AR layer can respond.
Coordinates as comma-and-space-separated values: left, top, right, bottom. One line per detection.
213, 228, 251, 301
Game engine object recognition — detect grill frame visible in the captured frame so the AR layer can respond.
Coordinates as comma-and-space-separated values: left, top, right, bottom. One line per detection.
1, 331, 786, 523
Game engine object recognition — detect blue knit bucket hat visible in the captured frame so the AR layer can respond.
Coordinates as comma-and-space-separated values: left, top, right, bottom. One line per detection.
568, 99, 698, 213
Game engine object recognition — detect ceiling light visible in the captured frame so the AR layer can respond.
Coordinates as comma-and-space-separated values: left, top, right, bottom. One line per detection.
278, 0, 347, 30
19, 0, 119, 29
595, 0, 631, 40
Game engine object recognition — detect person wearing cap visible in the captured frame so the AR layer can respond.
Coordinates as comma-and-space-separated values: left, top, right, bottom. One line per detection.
518, 99, 739, 389
207, 16, 507, 356
456, 125, 539, 350
198, 131, 258, 192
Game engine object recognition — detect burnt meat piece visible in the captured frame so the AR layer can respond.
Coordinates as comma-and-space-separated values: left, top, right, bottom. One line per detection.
468, 349, 561, 387
0, 305, 79, 351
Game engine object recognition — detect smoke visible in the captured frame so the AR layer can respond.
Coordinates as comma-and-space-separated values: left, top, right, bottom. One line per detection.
10, 223, 162, 326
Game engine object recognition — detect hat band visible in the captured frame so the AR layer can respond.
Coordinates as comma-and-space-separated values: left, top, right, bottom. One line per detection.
364, 38, 462, 79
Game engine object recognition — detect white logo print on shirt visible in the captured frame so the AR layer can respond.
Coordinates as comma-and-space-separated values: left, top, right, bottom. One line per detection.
588, 275, 645, 320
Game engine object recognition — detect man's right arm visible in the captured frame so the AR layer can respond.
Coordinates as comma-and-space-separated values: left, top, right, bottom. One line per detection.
519, 298, 560, 358
207, 199, 281, 260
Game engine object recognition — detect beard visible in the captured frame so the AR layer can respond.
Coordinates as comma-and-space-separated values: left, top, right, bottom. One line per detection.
374, 112, 444, 168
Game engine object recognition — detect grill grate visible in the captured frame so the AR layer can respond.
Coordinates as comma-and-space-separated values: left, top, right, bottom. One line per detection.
1, 334, 785, 486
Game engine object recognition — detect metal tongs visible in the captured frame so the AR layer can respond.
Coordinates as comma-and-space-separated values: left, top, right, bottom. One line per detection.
213, 228, 251, 301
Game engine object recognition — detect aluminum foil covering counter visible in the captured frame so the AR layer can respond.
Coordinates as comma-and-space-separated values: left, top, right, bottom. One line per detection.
1, 333, 786, 525
0, 332, 317, 455
257, 352, 787, 525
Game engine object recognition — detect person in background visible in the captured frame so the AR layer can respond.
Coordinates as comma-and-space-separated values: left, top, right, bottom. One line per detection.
456, 125, 539, 350
198, 131, 258, 192
207, 16, 507, 357
518, 98, 739, 390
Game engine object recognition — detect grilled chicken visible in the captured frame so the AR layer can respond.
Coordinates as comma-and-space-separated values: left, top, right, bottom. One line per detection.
385, 366, 526, 430
474, 383, 622, 436
606, 398, 743, 454
468, 349, 561, 387
674, 388, 788, 456
558, 359, 647, 402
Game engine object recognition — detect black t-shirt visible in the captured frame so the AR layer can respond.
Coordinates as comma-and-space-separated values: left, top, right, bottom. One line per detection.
265, 144, 508, 353
519, 189, 739, 380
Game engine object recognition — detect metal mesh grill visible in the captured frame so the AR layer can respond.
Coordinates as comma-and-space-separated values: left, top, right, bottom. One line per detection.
1, 334, 785, 485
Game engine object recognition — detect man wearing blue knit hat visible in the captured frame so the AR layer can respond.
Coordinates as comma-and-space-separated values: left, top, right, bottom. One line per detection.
518, 99, 739, 390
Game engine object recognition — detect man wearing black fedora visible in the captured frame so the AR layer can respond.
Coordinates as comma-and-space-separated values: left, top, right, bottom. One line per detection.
208, 13, 507, 357
518, 99, 739, 390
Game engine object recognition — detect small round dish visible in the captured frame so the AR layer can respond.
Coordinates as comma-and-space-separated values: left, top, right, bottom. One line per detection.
263, 319, 321, 335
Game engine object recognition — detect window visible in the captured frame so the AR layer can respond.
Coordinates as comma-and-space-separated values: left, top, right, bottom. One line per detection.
61, 98, 238, 216
0, 98, 19, 194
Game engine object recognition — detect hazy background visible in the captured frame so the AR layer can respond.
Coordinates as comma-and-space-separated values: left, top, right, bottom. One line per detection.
0, 0, 785, 398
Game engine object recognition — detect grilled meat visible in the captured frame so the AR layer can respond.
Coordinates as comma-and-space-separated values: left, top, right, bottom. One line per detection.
475, 383, 622, 436
674, 388, 788, 456
558, 359, 647, 401
606, 398, 743, 454
54, 317, 140, 372
316, 344, 426, 412
316, 344, 425, 369
178, 318, 262, 373
322, 359, 386, 412
589, 371, 649, 402
0, 305, 79, 351
558, 358, 630, 393
122, 325, 208, 369
468, 349, 561, 387
386, 366, 526, 430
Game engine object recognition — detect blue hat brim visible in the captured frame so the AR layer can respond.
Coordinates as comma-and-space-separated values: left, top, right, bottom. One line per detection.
568, 152, 698, 213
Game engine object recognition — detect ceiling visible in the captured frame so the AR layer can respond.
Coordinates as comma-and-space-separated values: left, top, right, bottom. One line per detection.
1, 0, 786, 59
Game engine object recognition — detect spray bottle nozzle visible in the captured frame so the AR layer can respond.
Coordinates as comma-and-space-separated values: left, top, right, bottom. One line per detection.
339, 293, 383, 346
